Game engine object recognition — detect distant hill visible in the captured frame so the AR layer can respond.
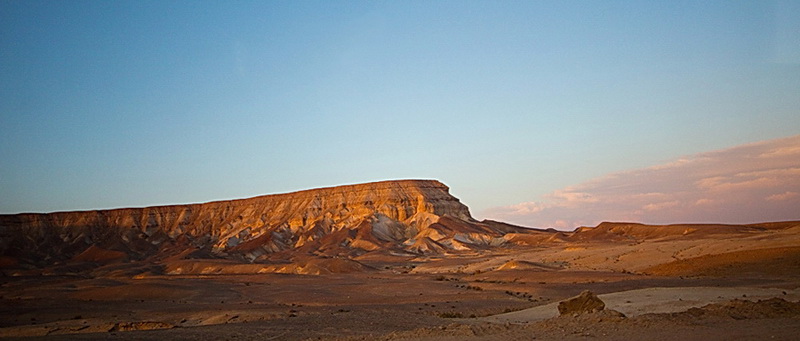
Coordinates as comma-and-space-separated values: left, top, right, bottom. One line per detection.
0, 180, 530, 273
2, 180, 796, 276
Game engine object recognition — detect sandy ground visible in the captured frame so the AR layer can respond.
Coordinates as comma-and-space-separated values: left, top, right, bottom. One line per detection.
2, 225, 800, 340
483, 286, 800, 323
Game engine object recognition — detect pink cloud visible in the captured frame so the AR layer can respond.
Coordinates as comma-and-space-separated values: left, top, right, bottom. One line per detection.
766, 191, 799, 201
642, 200, 680, 212
694, 198, 716, 206
482, 135, 800, 230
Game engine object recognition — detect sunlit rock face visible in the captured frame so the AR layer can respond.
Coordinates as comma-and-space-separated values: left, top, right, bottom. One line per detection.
0, 180, 520, 266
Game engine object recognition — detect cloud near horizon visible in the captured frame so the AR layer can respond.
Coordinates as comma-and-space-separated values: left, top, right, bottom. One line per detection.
482, 135, 800, 230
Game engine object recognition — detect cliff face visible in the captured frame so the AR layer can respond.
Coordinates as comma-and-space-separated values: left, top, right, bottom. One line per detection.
1, 180, 511, 267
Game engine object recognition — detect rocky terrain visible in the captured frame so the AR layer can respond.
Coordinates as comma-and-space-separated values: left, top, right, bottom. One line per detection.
1, 180, 528, 275
1, 180, 799, 340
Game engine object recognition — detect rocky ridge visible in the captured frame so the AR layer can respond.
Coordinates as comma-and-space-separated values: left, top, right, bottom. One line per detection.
3, 180, 797, 275
0, 180, 524, 270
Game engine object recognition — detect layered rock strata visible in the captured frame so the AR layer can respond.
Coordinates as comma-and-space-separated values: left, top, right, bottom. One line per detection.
0, 180, 516, 267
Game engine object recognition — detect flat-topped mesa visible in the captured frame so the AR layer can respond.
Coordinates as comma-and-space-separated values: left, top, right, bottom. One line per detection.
1, 180, 492, 265
1, 179, 472, 234
237, 179, 474, 228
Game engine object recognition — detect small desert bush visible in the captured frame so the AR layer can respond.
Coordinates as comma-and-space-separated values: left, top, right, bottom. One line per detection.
438, 312, 464, 318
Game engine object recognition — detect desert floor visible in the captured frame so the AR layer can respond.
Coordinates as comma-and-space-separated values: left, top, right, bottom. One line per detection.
3, 235, 800, 340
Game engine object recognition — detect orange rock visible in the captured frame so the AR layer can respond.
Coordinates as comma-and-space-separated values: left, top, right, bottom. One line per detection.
558, 290, 606, 316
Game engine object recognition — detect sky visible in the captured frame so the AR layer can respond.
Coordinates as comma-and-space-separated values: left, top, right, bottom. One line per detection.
1, 1, 799, 229
485, 135, 800, 228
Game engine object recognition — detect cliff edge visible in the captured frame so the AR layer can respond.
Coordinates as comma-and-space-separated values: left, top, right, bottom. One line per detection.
0, 180, 523, 270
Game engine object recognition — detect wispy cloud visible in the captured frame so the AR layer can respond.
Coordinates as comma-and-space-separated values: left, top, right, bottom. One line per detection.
766, 191, 799, 201
483, 135, 800, 230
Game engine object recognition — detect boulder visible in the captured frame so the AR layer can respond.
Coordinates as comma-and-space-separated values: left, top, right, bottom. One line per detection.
558, 290, 605, 316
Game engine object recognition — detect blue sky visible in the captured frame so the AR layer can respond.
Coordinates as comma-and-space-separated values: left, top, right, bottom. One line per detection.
1, 1, 799, 226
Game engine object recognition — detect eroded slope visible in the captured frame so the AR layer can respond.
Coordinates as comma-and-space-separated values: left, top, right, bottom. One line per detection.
0, 180, 525, 272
